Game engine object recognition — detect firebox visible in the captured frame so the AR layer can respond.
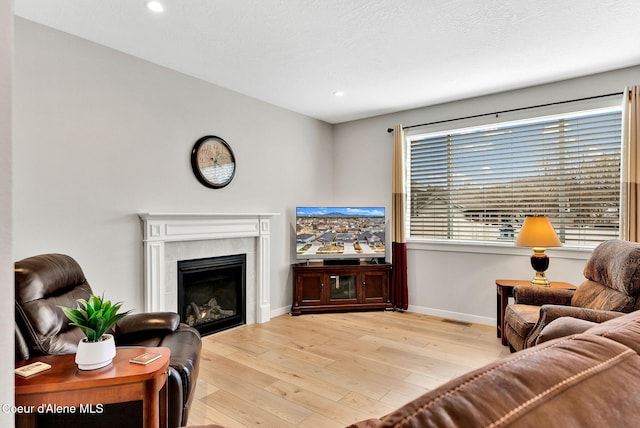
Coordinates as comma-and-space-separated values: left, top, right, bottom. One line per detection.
177, 254, 246, 336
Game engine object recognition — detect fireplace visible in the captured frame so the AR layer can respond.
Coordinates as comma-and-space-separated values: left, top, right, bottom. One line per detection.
139, 212, 278, 325
178, 254, 246, 336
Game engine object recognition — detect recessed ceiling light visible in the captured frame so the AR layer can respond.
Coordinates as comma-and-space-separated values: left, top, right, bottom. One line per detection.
333, 91, 345, 97
146, 1, 164, 13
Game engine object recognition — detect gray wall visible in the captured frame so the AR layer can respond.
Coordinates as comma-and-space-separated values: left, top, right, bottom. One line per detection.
12, 16, 640, 328
333, 66, 640, 324
1, 0, 13, 423
13, 18, 334, 314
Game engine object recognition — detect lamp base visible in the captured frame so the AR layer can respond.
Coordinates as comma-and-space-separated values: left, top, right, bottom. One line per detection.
530, 272, 550, 287
530, 248, 551, 287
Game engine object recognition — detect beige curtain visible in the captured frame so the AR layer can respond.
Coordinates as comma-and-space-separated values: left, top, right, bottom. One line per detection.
391, 124, 408, 309
392, 124, 407, 244
621, 86, 640, 242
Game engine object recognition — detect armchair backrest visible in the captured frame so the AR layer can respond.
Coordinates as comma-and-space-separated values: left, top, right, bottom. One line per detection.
15, 253, 93, 360
571, 239, 640, 312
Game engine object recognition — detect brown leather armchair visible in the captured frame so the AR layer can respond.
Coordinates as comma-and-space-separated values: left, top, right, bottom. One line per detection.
14, 253, 202, 428
504, 239, 640, 352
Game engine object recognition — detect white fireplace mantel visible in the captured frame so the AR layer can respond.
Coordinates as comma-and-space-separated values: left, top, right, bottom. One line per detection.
139, 212, 278, 324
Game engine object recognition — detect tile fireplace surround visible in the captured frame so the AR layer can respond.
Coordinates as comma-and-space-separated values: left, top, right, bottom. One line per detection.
139, 212, 278, 325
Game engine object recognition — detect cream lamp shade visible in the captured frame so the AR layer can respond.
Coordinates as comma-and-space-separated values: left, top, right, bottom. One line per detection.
515, 216, 562, 286
515, 216, 562, 248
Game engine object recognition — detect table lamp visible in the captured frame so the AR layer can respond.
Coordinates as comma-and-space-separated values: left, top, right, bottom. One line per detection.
515, 216, 562, 286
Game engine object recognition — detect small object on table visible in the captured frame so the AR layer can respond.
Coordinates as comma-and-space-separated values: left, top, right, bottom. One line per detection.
130, 352, 163, 365
14, 361, 51, 377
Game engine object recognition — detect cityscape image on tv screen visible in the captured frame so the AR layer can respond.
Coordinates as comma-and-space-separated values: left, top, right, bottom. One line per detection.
296, 207, 386, 259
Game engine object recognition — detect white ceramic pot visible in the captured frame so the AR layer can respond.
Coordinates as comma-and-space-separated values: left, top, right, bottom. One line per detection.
75, 333, 116, 370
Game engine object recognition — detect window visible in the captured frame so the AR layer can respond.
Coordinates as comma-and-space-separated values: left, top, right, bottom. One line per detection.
408, 107, 622, 245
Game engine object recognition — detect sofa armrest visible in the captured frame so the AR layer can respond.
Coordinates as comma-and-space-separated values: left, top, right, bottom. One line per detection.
525, 305, 623, 348
114, 312, 180, 340
513, 286, 575, 306
159, 324, 201, 426
535, 317, 600, 345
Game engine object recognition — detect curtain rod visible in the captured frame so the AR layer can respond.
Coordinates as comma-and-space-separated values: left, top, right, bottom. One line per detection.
386, 91, 623, 133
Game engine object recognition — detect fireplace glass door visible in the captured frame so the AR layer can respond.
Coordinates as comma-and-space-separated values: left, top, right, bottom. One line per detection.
177, 254, 246, 336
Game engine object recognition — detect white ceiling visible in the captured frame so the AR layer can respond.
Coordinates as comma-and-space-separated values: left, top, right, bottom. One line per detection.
14, 0, 640, 124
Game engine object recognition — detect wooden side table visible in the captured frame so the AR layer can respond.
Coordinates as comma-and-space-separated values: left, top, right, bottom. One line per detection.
495, 279, 577, 346
15, 347, 170, 428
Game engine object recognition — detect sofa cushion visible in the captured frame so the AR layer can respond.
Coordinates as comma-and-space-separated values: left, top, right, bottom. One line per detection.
582, 310, 640, 354
535, 317, 599, 345
571, 279, 636, 312
582, 239, 640, 295
504, 304, 539, 334
371, 335, 640, 427
15, 253, 92, 356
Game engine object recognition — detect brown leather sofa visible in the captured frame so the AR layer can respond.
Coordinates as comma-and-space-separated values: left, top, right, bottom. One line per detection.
504, 238, 640, 351
349, 309, 640, 427
14, 253, 202, 428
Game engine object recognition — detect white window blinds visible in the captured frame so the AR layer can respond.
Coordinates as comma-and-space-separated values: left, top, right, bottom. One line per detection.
408, 107, 622, 245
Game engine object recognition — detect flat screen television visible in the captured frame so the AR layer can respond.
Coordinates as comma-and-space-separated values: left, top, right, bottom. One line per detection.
295, 207, 386, 261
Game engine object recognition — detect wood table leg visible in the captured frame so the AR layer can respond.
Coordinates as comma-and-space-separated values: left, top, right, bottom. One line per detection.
496, 288, 502, 339
499, 287, 510, 346
143, 373, 167, 428
159, 374, 168, 428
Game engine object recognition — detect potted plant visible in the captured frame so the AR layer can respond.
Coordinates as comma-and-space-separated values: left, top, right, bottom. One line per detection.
59, 294, 131, 370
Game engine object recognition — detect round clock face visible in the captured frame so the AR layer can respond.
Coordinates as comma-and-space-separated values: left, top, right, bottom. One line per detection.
191, 135, 236, 189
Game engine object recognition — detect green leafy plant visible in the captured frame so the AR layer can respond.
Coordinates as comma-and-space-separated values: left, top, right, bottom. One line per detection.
59, 294, 131, 342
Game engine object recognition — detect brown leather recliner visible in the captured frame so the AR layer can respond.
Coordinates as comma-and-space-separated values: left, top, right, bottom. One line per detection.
14, 253, 202, 428
504, 239, 640, 352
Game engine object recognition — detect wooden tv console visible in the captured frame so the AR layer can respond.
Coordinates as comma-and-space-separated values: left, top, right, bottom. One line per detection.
291, 262, 392, 315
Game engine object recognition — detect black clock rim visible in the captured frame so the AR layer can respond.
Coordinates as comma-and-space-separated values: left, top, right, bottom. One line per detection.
190, 135, 236, 189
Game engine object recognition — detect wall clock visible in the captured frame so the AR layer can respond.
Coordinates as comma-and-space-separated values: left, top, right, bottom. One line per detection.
190, 135, 236, 189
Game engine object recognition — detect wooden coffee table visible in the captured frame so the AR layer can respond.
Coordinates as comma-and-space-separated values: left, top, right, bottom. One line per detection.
15, 347, 170, 428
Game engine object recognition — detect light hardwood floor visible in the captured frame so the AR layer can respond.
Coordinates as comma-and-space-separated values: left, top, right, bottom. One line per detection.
186, 311, 510, 427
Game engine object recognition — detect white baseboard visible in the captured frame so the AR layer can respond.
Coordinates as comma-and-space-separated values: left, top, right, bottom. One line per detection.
266, 304, 495, 327
270, 305, 292, 319
407, 305, 495, 327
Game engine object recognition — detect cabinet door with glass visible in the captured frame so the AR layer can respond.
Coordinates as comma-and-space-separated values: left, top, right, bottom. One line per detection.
327, 272, 358, 304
